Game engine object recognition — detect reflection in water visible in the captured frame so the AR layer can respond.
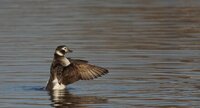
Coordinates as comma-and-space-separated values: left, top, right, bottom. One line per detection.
49, 90, 107, 108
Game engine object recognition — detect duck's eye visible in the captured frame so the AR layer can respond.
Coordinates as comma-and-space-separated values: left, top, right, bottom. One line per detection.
62, 47, 67, 50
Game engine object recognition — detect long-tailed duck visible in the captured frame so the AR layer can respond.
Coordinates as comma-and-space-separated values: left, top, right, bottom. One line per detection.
46, 45, 108, 90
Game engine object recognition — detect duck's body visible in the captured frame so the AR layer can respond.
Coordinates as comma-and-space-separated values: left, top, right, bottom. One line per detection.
46, 45, 108, 90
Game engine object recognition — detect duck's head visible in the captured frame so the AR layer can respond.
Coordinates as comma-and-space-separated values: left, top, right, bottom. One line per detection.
54, 45, 72, 57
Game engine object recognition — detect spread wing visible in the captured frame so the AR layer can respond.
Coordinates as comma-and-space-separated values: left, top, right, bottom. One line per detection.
61, 62, 109, 85
67, 58, 88, 64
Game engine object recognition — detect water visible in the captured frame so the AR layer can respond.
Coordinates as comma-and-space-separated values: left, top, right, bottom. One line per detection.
0, 0, 200, 108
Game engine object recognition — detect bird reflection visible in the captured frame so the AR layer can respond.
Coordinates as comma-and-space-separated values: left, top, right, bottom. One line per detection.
48, 89, 107, 108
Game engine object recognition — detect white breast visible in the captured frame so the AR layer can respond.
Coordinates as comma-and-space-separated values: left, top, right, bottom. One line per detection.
52, 78, 66, 90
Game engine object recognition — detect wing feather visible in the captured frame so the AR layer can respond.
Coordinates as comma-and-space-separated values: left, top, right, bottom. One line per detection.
61, 62, 108, 85
54, 60, 108, 85
67, 58, 88, 64
77, 63, 108, 80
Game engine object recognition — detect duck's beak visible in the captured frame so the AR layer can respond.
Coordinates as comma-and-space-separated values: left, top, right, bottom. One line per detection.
68, 48, 73, 53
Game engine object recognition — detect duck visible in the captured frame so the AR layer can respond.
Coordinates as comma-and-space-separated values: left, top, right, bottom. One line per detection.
46, 45, 108, 90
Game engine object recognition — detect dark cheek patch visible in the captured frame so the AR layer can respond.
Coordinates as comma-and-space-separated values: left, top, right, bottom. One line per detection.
61, 50, 65, 54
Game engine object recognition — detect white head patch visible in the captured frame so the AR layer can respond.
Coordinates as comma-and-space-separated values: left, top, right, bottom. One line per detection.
61, 47, 67, 52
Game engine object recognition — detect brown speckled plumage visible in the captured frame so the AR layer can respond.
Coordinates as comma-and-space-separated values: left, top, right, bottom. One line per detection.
46, 45, 108, 90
